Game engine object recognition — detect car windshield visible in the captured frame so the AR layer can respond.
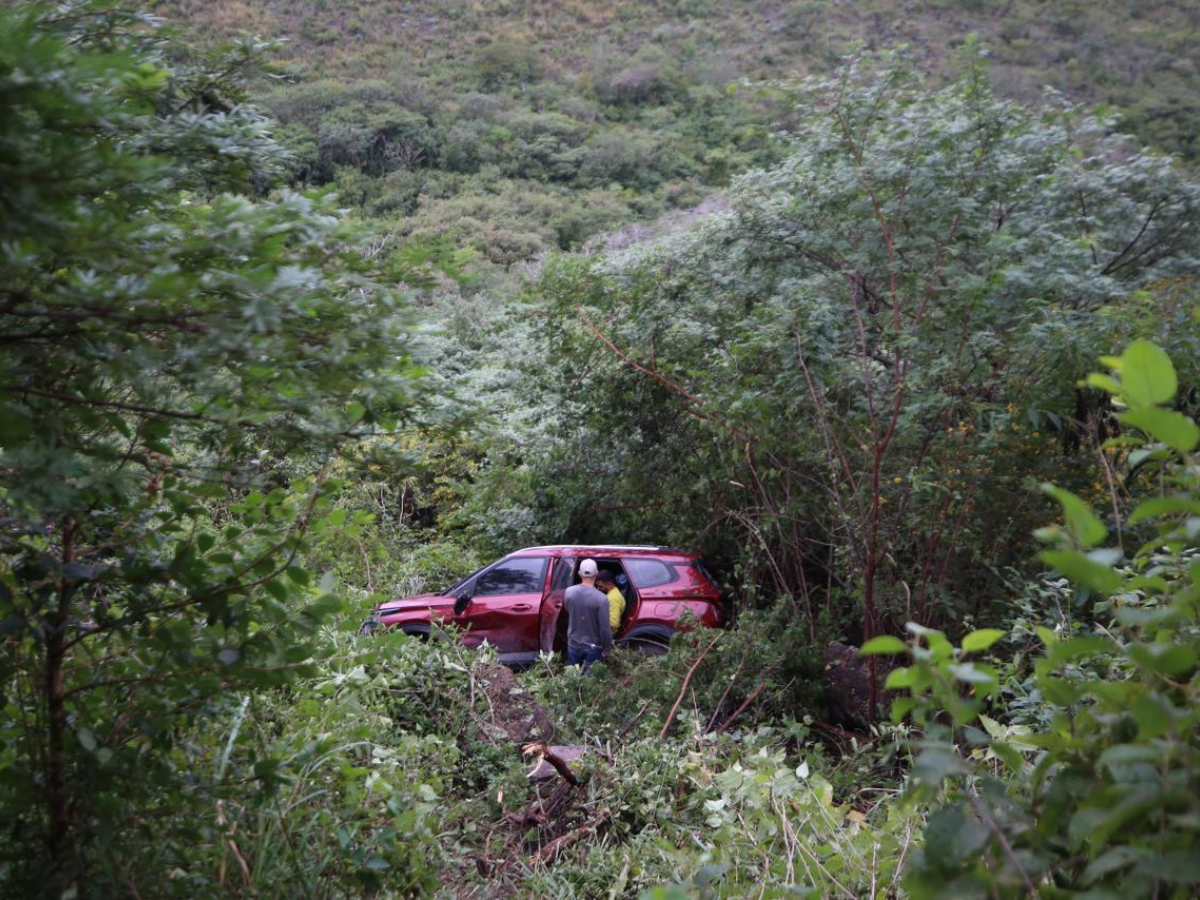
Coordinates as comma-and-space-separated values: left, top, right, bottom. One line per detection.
442, 563, 489, 596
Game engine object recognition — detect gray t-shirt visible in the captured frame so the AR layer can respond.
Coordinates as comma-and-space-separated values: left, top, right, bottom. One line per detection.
564, 583, 613, 650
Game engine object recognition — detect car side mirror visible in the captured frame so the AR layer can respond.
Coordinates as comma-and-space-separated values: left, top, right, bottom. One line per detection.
453, 594, 471, 616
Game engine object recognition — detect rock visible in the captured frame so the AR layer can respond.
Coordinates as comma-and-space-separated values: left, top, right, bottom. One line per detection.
822, 643, 896, 729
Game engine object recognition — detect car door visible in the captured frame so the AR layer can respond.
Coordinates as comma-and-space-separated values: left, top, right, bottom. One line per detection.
539, 555, 576, 655
456, 555, 548, 653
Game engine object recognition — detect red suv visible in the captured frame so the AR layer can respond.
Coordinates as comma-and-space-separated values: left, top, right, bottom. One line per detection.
364, 545, 726, 664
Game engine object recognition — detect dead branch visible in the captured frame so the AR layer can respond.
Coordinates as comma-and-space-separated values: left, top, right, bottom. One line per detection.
531, 811, 612, 864
576, 306, 712, 421
716, 681, 766, 732
659, 633, 722, 739
522, 742, 580, 787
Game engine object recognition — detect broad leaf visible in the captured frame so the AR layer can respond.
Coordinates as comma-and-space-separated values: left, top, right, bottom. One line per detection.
1041, 549, 1122, 593
1041, 484, 1107, 549
1118, 340, 1177, 408
860, 635, 907, 655
1118, 408, 1200, 454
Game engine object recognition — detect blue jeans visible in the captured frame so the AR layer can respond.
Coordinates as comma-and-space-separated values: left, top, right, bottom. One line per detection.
567, 643, 605, 671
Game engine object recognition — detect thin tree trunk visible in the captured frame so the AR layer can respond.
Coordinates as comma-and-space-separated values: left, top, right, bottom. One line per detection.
46, 515, 75, 883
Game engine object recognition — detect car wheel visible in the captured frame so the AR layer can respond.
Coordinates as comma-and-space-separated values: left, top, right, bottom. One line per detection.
621, 634, 670, 655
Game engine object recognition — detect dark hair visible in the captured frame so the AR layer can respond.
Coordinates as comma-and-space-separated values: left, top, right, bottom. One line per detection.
597, 570, 617, 584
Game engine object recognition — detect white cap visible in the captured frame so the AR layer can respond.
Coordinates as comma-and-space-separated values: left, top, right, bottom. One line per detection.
579, 558, 598, 578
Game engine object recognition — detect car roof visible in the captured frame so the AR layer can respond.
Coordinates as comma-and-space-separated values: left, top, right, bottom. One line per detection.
512, 544, 697, 558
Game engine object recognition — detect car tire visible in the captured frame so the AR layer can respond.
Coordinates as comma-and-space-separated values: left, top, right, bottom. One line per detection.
620, 634, 671, 655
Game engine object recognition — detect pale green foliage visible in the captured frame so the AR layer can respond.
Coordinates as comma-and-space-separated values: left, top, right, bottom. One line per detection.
531, 51, 1200, 632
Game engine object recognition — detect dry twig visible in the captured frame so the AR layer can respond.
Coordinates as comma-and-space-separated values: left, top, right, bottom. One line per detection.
660, 633, 722, 739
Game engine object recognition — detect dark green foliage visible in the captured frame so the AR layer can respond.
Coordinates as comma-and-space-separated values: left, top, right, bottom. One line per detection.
876, 342, 1200, 897
0, 3, 436, 892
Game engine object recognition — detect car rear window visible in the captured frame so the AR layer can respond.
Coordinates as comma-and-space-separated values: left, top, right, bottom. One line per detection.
625, 558, 677, 588
692, 560, 718, 588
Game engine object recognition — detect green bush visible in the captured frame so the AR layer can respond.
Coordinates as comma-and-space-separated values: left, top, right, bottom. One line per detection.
868, 340, 1200, 897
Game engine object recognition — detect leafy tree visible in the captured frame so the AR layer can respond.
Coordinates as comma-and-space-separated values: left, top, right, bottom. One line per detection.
530, 51, 1200, 654
0, 3, 432, 891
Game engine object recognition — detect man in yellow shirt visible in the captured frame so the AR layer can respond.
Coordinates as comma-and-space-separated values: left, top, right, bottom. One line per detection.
596, 571, 626, 633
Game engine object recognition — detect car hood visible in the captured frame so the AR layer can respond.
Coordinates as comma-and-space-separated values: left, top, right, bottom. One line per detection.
376, 593, 453, 615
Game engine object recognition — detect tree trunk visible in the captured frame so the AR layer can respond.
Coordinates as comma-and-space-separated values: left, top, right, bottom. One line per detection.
45, 516, 75, 885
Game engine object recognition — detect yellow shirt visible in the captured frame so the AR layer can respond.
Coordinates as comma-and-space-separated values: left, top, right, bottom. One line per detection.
606, 587, 625, 631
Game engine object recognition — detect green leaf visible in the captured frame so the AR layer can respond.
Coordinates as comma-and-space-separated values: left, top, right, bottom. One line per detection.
913, 745, 969, 785
1041, 549, 1122, 593
1118, 408, 1200, 453
1128, 496, 1200, 524
1041, 484, 1107, 548
1044, 636, 1113, 667
947, 663, 997, 686
76, 728, 97, 752
1098, 743, 1159, 772
1133, 851, 1200, 884
1127, 642, 1197, 677
906, 622, 953, 659
1085, 372, 1123, 397
885, 667, 914, 689
285, 566, 311, 585
1082, 846, 1144, 884
1035, 625, 1058, 647
1133, 695, 1174, 740
960, 629, 1005, 653
1119, 340, 1177, 408
890, 697, 916, 722
1038, 675, 1083, 706
920, 803, 989, 867
860, 635, 907, 655
989, 741, 1026, 774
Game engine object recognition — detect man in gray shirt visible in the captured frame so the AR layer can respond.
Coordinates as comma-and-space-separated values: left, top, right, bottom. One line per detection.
564, 558, 612, 669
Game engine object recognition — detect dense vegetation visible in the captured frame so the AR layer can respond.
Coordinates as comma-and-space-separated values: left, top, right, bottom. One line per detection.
2, 0, 1199, 897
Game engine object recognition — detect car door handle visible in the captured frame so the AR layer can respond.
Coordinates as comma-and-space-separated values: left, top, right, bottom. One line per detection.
511, 603, 533, 612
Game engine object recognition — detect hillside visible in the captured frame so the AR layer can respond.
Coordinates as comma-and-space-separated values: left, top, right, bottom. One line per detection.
166, 0, 1200, 169
158, 0, 1200, 272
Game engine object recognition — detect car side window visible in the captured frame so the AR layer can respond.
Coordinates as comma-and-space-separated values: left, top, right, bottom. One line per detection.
550, 557, 575, 592
625, 559, 676, 588
474, 557, 548, 596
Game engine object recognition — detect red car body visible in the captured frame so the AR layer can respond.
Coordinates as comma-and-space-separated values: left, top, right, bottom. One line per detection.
365, 545, 726, 664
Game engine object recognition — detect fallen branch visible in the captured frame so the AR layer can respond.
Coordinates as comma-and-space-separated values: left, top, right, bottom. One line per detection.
532, 811, 612, 864
616, 699, 654, 742
717, 681, 766, 733
705, 651, 747, 733
522, 741, 580, 787
659, 633, 722, 739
